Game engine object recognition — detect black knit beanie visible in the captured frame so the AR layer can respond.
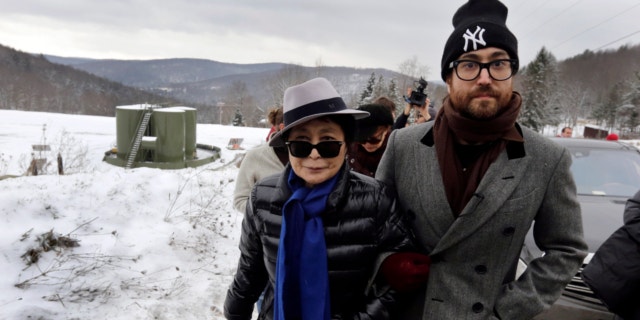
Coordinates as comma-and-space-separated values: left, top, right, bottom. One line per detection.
440, 0, 519, 81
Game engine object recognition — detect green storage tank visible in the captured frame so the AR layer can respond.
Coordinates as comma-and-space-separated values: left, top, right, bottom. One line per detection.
153, 108, 185, 163
104, 104, 219, 169
115, 105, 147, 161
173, 106, 197, 160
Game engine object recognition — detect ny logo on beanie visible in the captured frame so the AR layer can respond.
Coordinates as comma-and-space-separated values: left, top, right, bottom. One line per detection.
463, 26, 487, 51
440, 0, 519, 81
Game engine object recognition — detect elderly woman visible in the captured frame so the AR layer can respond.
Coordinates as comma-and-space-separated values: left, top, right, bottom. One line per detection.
224, 77, 415, 320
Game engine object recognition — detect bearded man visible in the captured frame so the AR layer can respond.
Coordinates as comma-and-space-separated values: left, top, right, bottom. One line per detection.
375, 0, 587, 319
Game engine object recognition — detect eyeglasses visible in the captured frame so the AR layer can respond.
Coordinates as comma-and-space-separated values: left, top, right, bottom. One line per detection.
449, 59, 518, 81
285, 140, 344, 158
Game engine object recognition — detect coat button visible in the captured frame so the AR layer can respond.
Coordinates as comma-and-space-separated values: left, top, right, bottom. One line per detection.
472, 302, 484, 313
502, 227, 515, 236
475, 265, 487, 274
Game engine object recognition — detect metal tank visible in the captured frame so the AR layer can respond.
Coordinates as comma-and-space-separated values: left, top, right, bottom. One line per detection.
152, 108, 185, 163
115, 105, 148, 161
173, 106, 197, 160
104, 104, 220, 169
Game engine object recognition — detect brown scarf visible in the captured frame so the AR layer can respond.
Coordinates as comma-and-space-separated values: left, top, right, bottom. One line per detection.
433, 92, 523, 216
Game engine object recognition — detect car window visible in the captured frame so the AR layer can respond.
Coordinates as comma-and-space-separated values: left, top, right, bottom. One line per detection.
570, 147, 640, 197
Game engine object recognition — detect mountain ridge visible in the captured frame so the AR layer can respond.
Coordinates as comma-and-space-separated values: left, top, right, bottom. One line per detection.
2, 42, 639, 127
0, 44, 180, 117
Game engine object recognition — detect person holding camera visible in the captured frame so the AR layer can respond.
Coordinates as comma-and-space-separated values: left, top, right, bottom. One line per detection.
393, 82, 434, 129
375, 0, 587, 319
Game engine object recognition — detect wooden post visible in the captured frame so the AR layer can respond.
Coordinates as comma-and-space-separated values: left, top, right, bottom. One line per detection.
27, 158, 38, 176
57, 153, 64, 175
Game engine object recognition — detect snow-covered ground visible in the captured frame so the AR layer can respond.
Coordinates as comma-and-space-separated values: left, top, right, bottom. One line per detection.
0, 109, 268, 319
2, 109, 638, 320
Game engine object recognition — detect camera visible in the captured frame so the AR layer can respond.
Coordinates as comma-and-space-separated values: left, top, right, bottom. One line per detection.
406, 77, 428, 106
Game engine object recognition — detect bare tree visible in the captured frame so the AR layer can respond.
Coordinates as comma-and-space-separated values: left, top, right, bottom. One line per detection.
556, 82, 593, 127
397, 56, 430, 92
221, 81, 256, 126
314, 57, 328, 78
264, 65, 311, 109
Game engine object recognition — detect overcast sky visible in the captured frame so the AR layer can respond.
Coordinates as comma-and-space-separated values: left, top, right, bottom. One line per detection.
1, 0, 640, 80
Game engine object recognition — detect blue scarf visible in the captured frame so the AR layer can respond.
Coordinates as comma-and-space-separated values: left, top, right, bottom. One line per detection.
273, 168, 339, 320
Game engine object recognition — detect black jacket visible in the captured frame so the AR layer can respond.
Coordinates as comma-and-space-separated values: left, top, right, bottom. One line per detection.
582, 190, 640, 320
224, 164, 414, 320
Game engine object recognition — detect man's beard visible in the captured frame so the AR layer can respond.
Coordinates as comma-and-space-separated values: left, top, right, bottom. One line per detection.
450, 86, 512, 120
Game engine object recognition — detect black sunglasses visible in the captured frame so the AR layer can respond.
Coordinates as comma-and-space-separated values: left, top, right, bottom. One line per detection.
285, 141, 344, 158
363, 135, 383, 144
362, 131, 387, 144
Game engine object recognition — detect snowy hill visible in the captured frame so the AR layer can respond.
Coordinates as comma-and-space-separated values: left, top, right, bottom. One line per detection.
0, 110, 268, 319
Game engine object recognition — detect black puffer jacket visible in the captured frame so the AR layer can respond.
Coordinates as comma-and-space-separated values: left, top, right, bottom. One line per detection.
224, 164, 414, 320
582, 190, 640, 320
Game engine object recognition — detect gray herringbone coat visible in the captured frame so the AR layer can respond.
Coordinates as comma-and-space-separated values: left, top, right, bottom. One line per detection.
376, 122, 587, 320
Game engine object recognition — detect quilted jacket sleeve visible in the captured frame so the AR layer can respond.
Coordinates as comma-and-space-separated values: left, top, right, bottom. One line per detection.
224, 187, 269, 320
342, 182, 418, 320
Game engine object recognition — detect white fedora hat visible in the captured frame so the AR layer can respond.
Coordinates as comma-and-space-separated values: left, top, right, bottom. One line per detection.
269, 77, 369, 147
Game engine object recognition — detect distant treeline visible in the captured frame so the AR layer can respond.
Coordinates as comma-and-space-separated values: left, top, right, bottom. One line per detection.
0, 44, 178, 117
2, 42, 640, 134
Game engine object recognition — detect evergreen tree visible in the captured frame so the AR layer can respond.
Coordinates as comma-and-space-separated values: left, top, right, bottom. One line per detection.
520, 47, 559, 132
387, 79, 402, 114
625, 72, 640, 107
591, 100, 608, 128
373, 74, 386, 99
618, 104, 638, 134
621, 72, 640, 133
359, 72, 376, 105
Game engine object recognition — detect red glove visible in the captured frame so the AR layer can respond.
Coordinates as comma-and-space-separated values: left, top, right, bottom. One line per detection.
381, 252, 431, 292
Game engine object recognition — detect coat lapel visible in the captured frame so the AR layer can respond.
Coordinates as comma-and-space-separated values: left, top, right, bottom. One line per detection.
430, 148, 530, 255
413, 139, 456, 243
